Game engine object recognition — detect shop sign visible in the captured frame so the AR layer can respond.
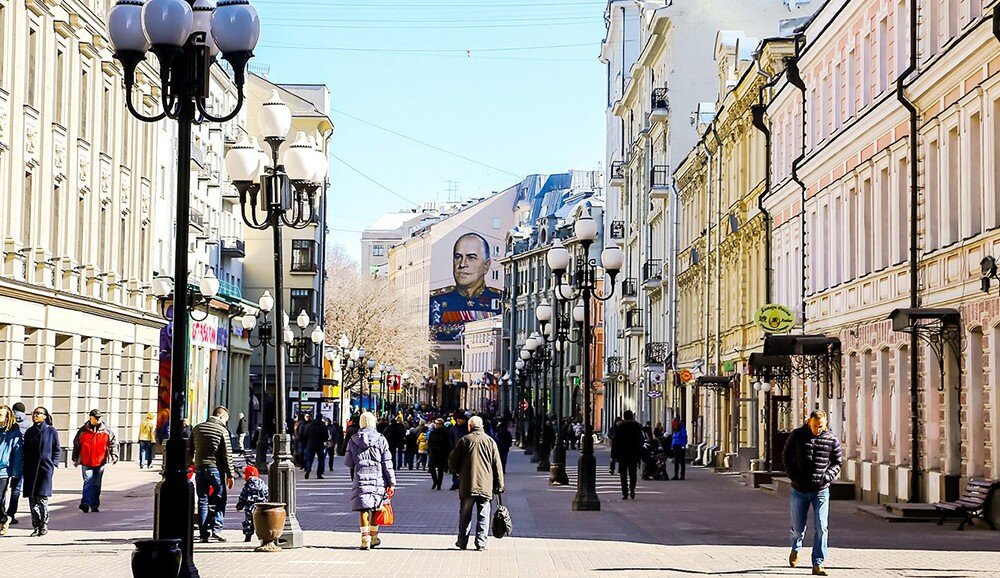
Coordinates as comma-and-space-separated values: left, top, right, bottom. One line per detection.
753, 304, 796, 334
191, 316, 227, 350
646, 390, 662, 399
678, 369, 693, 383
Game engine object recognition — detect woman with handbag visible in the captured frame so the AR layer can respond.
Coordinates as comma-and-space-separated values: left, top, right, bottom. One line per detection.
344, 411, 396, 550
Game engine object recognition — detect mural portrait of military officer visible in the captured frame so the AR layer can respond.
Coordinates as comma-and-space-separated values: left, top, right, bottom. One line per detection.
429, 232, 502, 342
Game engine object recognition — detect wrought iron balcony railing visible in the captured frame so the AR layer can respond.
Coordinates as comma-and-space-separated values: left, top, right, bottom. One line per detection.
642, 259, 662, 283
651, 88, 669, 111
622, 277, 638, 298
645, 342, 668, 365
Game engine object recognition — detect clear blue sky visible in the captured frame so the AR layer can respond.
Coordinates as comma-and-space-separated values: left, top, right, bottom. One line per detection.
250, 0, 609, 261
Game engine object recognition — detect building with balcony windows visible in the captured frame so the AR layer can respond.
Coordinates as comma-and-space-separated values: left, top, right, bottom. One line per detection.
361, 206, 446, 277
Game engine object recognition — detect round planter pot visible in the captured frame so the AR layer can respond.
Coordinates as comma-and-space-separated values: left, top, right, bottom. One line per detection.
253, 502, 287, 552
131, 538, 182, 578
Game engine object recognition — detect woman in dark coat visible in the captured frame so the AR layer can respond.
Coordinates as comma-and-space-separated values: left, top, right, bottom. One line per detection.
343, 412, 395, 551
426, 418, 451, 490
22, 406, 60, 536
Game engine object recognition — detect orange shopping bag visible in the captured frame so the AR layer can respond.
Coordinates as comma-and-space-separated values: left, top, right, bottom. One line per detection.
374, 500, 394, 526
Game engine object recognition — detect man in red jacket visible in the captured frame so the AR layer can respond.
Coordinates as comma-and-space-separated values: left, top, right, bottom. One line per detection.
72, 409, 118, 513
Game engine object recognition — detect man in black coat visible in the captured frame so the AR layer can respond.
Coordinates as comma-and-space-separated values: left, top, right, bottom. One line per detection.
610, 410, 644, 500
782, 409, 843, 576
303, 416, 329, 480
427, 418, 451, 490
384, 417, 407, 470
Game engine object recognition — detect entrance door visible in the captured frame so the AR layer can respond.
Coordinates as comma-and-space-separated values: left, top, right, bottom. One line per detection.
770, 394, 792, 471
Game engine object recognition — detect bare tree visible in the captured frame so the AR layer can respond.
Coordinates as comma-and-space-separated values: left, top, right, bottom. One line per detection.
323, 245, 431, 383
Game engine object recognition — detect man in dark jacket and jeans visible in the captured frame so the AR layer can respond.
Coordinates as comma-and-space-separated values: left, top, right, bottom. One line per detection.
782, 409, 843, 577
188, 406, 235, 542
610, 410, 644, 500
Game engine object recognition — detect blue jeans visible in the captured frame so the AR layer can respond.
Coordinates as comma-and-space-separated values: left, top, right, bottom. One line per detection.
81, 465, 106, 509
457, 496, 490, 549
195, 467, 227, 538
790, 487, 830, 567
4, 475, 22, 518
138, 441, 154, 468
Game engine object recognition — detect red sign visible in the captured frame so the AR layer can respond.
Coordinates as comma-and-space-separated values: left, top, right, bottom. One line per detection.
519, 400, 529, 411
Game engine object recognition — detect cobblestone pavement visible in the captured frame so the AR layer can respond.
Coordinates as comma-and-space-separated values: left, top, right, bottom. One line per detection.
1, 446, 997, 577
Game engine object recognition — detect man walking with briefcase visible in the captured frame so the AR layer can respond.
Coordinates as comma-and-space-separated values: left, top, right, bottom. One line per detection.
448, 415, 505, 551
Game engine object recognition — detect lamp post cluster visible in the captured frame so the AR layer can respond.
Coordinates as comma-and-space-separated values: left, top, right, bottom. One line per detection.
543, 211, 623, 511
107, 0, 260, 574
518, 332, 551, 471
291, 310, 326, 416
241, 291, 284, 472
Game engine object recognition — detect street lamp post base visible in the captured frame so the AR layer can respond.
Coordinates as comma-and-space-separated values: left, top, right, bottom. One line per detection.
549, 443, 569, 485
268, 433, 304, 548
571, 451, 601, 511
153, 464, 198, 578
536, 447, 550, 471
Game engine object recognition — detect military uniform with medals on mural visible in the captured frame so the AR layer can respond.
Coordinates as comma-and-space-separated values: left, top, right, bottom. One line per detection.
430, 233, 502, 342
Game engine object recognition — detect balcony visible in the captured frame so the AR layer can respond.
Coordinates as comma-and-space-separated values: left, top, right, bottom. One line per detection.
645, 341, 668, 366
625, 309, 643, 336
650, 88, 669, 123
610, 160, 625, 186
606, 355, 623, 375
650, 165, 670, 199
610, 220, 625, 241
218, 280, 242, 299
221, 237, 245, 258
188, 208, 207, 233
621, 277, 638, 303
642, 259, 662, 289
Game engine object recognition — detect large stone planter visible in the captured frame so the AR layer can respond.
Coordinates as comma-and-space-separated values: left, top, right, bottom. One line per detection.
253, 502, 287, 552
131, 538, 182, 578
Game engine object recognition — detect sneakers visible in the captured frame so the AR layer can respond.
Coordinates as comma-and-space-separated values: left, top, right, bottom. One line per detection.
30, 526, 47, 537
79, 504, 89, 513
475, 544, 487, 551
0, 520, 9, 535
812, 567, 828, 576
211, 533, 227, 542
789, 550, 799, 568
455, 541, 467, 550
39, 526, 48, 536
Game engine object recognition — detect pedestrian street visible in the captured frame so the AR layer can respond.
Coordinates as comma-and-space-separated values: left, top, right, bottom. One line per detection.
1, 445, 997, 577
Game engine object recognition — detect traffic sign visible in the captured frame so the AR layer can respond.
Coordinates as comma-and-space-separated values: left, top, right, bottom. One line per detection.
678, 369, 693, 383
519, 400, 529, 411
646, 390, 662, 399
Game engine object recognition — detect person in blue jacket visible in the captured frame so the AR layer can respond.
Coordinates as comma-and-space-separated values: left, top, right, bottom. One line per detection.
0, 404, 24, 535
22, 407, 60, 536
671, 419, 688, 480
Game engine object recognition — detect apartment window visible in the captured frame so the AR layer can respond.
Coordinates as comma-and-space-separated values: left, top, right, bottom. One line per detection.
834, 63, 843, 130
862, 35, 871, 107
896, 1, 907, 75
896, 158, 908, 263
51, 185, 61, 254
945, 127, 960, 245
994, 100, 1000, 228
879, 168, 890, 269
927, 140, 940, 250
290, 289, 314, 322
23, 172, 33, 246
102, 84, 112, 152
119, 217, 127, 275
26, 27, 37, 107
861, 178, 873, 273
878, 18, 888, 94
947, 0, 959, 40
967, 112, 982, 237
290, 239, 317, 272
80, 69, 90, 137
832, 196, 843, 283
77, 197, 86, 262
372, 244, 384, 257
929, 0, 941, 56
0, 3, 6, 87
55, 49, 66, 124
847, 48, 857, 119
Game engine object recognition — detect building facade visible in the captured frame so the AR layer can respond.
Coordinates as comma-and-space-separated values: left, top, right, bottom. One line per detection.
361, 206, 443, 277
460, 315, 502, 413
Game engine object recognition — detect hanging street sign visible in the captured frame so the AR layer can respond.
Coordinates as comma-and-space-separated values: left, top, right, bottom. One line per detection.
754, 304, 796, 333
678, 369, 694, 383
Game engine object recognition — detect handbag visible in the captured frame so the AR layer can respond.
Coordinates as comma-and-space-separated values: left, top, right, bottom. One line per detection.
491, 492, 512, 539
374, 491, 395, 526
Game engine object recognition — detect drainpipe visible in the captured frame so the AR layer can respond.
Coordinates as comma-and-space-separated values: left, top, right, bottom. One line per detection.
700, 140, 714, 376
708, 124, 727, 457
786, 36, 808, 328
896, 0, 920, 504
751, 57, 780, 305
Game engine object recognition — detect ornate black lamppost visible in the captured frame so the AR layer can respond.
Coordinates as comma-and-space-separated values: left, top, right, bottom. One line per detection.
241, 291, 280, 473
546, 211, 623, 511
107, 0, 259, 573
224, 89, 328, 548
517, 344, 535, 455
536, 296, 575, 485
527, 333, 551, 472
514, 352, 529, 448
292, 310, 326, 418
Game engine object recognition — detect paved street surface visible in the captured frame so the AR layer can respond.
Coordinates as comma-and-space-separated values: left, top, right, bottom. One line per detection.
1, 447, 997, 577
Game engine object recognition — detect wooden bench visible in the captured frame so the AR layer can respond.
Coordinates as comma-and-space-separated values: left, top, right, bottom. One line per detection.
933, 479, 999, 530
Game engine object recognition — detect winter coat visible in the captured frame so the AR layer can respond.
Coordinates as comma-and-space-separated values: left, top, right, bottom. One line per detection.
610, 419, 644, 466
343, 427, 396, 511
782, 424, 844, 492
72, 421, 119, 468
493, 426, 513, 454
0, 426, 23, 478
384, 422, 406, 450
427, 427, 451, 468
23, 422, 60, 498
448, 421, 467, 448
417, 431, 429, 454
305, 419, 329, 451
404, 429, 418, 454
447, 426, 505, 500
236, 417, 247, 436
138, 417, 156, 442
235, 476, 269, 536
671, 427, 688, 447
187, 416, 235, 478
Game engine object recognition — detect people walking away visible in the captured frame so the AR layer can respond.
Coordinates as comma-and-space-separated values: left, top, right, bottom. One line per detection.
324, 418, 338, 471
235, 412, 247, 454
188, 406, 236, 542
138, 412, 156, 469
783, 410, 843, 577
22, 407, 59, 536
4, 402, 30, 527
403, 425, 418, 470
303, 414, 329, 479
448, 412, 467, 491
610, 410, 644, 500
607, 416, 622, 474
384, 416, 407, 470
448, 416, 505, 551
295, 413, 311, 469
672, 421, 688, 480
72, 409, 119, 513
416, 425, 429, 470
0, 404, 24, 535
492, 419, 513, 472
235, 465, 268, 542
428, 418, 450, 490
343, 411, 396, 550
